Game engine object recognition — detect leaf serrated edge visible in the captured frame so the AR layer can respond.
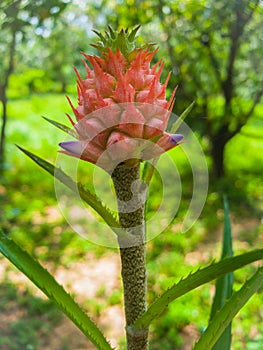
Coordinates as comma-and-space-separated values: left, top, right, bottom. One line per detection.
209, 196, 233, 350
16, 145, 122, 235
0, 231, 114, 350
134, 249, 263, 330
193, 266, 263, 350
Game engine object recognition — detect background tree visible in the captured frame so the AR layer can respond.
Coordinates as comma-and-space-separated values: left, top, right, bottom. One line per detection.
1, 0, 262, 179
153, 0, 263, 178
0, 0, 69, 172
42, 6, 93, 94
89, 0, 263, 178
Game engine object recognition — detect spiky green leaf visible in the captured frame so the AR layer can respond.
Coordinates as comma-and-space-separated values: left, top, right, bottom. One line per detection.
107, 24, 116, 39
194, 267, 263, 350
42, 116, 78, 138
134, 249, 263, 330
91, 25, 155, 59
0, 231, 114, 350
128, 24, 141, 42
210, 196, 233, 350
16, 146, 121, 234
142, 159, 158, 186
170, 101, 195, 134
92, 29, 107, 44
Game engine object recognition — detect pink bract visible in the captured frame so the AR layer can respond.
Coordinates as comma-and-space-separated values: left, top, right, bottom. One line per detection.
59, 29, 183, 171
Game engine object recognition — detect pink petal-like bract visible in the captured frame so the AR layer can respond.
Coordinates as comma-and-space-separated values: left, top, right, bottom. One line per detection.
60, 27, 184, 170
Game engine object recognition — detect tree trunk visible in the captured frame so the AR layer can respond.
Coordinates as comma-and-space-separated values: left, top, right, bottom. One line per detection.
61, 80, 67, 94
0, 28, 16, 174
211, 140, 225, 178
0, 95, 8, 172
210, 120, 235, 179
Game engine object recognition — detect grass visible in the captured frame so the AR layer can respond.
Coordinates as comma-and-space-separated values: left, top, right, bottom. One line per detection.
1, 93, 263, 349
0, 279, 61, 350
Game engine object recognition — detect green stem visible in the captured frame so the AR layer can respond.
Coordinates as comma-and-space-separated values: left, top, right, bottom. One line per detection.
111, 164, 149, 350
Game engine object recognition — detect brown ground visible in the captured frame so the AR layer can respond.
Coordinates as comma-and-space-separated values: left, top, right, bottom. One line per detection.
0, 250, 201, 350
0, 253, 124, 350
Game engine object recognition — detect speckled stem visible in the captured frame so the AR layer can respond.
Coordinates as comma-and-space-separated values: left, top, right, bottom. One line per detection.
111, 164, 149, 350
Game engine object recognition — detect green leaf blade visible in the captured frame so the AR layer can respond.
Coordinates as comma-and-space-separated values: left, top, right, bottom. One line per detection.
134, 249, 263, 330
170, 101, 195, 134
210, 196, 233, 350
193, 267, 263, 350
16, 146, 121, 233
42, 116, 78, 138
0, 231, 114, 350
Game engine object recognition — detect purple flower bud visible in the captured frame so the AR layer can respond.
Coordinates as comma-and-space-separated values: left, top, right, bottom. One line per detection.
170, 134, 184, 144
59, 141, 85, 155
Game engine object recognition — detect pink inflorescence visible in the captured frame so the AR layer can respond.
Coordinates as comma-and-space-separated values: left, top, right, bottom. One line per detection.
59, 32, 183, 170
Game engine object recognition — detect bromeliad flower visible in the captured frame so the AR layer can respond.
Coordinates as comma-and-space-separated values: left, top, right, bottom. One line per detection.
59, 26, 183, 170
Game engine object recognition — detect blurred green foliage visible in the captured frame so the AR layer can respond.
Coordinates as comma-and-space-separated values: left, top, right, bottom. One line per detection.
1, 0, 263, 349
0, 280, 61, 350
0, 94, 262, 349
2, 0, 263, 176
